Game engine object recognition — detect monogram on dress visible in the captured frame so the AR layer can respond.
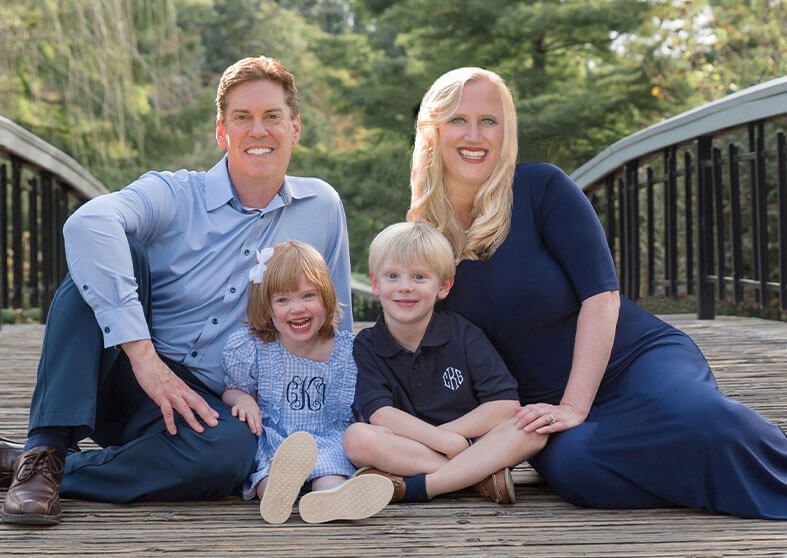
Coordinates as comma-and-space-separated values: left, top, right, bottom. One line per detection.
286, 375, 326, 410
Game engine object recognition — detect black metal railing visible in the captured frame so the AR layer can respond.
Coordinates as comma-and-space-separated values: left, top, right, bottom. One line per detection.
572, 77, 787, 319
0, 116, 107, 327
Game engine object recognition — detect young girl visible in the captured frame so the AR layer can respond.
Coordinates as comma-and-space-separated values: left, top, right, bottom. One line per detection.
222, 240, 392, 524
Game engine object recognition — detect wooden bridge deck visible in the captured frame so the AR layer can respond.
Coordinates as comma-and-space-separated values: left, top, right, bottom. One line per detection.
1, 315, 786, 557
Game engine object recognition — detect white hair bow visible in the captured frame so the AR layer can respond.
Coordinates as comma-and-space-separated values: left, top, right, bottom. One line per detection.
248, 247, 274, 284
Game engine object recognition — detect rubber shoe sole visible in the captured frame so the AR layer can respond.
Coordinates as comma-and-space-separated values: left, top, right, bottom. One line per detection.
0, 509, 61, 526
298, 473, 393, 524
259, 431, 317, 524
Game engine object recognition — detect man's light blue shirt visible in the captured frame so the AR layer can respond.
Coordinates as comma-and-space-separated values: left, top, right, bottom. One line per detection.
63, 155, 352, 395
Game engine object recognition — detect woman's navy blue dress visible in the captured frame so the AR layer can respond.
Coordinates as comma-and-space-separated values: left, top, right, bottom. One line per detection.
440, 163, 787, 519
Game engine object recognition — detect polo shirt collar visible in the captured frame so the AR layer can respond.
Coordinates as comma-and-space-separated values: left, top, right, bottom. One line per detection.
372, 312, 451, 357
204, 155, 318, 211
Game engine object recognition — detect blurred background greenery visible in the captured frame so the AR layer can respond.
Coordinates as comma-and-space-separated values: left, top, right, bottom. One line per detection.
1, 0, 785, 276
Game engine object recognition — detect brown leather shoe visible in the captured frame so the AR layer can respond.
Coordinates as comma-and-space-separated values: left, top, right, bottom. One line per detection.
474, 467, 515, 504
354, 467, 406, 503
0, 438, 25, 489
1, 447, 65, 525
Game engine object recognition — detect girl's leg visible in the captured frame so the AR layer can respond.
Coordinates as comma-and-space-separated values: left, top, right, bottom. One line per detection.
311, 475, 346, 491
425, 417, 547, 498
343, 422, 448, 475
256, 476, 269, 499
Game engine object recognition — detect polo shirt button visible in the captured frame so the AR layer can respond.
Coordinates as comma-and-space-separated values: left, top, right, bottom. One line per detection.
229, 287, 236, 293
104, 326, 110, 334
212, 318, 218, 325
83, 285, 89, 290
243, 249, 250, 256
191, 351, 198, 357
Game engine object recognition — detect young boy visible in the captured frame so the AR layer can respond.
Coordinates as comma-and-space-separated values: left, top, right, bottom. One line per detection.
343, 222, 547, 504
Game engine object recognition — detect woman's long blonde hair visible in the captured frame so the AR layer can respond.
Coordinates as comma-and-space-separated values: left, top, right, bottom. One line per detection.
407, 67, 518, 261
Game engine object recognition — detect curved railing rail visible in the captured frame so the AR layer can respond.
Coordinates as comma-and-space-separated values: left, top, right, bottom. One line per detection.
571, 77, 787, 319
0, 116, 109, 326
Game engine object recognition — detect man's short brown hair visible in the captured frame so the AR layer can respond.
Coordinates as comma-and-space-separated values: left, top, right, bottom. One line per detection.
216, 55, 299, 122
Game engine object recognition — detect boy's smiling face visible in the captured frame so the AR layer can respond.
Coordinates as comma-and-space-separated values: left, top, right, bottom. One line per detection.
371, 258, 453, 333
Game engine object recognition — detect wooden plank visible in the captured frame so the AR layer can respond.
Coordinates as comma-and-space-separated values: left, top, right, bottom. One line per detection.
1, 317, 786, 557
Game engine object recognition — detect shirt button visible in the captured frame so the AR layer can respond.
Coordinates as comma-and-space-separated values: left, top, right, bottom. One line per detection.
83, 285, 89, 290
243, 249, 250, 256
191, 351, 198, 357
416, 383, 423, 389
229, 287, 236, 294
104, 326, 110, 334
212, 318, 218, 325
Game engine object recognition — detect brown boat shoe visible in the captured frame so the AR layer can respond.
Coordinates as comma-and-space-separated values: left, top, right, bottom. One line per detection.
353, 467, 406, 503
0, 438, 25, 489
1, 446, 65, 526
474, 467, 516, 504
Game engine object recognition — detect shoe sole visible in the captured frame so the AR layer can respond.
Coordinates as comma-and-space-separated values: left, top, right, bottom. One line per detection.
260, 431, 317, 524
298, 474, 393, 524
503, 467, 516, 504
0, 509, 61, 526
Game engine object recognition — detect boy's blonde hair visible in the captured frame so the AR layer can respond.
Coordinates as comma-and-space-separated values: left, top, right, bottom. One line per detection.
368, 222, 456, 283
247, 241, 341, 342
407, 67, 518, 262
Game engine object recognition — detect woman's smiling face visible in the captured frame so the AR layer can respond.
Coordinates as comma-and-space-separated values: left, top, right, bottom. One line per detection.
438, 79, 505, 195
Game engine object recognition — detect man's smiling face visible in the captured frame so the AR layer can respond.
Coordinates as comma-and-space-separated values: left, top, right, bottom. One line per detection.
216, 79, 301, 193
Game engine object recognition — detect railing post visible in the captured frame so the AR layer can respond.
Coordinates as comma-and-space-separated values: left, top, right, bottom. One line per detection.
728, 143, 743, 303
0, 163, 7, 312
28, 177, 40, 309
712, 147, 725, 300
778, 132, 786, 312
629, 160, 640, 300
41, 172, 54, 323
617, 176, 626, 295
665, 147, 678, 297
605, 175, 616, 259
754, 122, 769, 309
697, 136, 715, 318
11, 156, 23, 309
646, 167, 655, 297
684, 151, 694, 295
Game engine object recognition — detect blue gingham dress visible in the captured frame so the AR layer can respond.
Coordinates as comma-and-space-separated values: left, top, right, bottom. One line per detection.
222, 327, 357, 499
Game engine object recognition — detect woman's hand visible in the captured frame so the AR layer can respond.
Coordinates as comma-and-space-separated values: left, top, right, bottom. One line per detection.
513, 402, 587, 434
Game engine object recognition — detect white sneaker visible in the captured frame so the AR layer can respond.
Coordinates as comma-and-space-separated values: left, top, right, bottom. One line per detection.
260, 431, 318, 524
298, 473, 394, 524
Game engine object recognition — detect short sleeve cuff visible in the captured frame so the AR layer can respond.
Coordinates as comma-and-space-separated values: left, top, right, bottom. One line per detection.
359, 396, 393, 424
575, 279, 620, 302
94, 303, 151, 348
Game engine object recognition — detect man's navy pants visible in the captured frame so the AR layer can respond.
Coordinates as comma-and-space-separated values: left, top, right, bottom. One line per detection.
26, 238, 256, 502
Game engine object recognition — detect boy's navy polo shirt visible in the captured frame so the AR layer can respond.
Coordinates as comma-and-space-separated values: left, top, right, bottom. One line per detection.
353, 310, 519, 425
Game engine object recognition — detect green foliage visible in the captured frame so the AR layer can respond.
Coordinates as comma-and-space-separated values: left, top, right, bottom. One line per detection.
2, 0, 786, 277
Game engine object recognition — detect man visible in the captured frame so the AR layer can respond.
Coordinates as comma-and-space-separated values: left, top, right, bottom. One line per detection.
0, 55, 352, 525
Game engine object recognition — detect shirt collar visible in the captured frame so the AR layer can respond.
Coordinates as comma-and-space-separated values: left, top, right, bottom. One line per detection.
372, 311, 450, 357
204, 155, 318, 212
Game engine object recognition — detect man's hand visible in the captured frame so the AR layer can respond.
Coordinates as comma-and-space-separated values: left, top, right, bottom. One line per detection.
122, 339, 219, 435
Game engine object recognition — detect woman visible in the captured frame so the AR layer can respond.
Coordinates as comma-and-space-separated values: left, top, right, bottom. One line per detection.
407, 67, 787, 519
